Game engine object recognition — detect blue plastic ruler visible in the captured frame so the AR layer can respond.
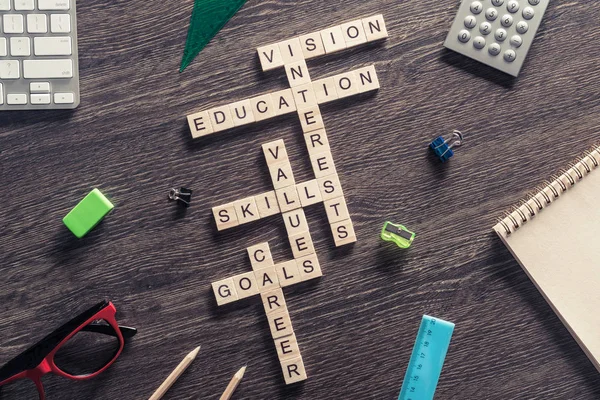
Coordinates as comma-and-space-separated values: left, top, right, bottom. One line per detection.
398, 315, 455, 400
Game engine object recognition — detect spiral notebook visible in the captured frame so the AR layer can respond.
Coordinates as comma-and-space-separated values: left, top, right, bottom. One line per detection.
493, 144, 600, 372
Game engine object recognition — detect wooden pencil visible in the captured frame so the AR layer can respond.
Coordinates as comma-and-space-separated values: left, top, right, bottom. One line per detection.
148, 346, 201, 400
219, 366, 247, 400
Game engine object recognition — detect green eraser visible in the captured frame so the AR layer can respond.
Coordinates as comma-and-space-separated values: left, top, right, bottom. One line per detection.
63, 188, 114, 238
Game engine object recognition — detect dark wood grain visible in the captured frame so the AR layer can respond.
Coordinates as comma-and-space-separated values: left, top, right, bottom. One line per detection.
2, 0, 600, 398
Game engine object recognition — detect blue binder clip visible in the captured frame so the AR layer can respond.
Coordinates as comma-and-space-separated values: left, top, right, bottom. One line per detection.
430, 130, 464, 162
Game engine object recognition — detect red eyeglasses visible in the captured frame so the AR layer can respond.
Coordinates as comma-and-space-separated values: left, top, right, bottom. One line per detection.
0, 301, 136, 399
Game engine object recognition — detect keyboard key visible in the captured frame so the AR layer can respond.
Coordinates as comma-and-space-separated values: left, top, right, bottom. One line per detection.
10, 37, 31, 56
23, 59, 72, 78
0, 84, 3, 105
14, 0, 34, 10
0, 0, 10, 10
34, 37, 71, 56
54, 92, 74, 104
31, 93, 51, 104
3, 15, 25, 33
38, 0, 70, 10
27, 14, 48, 33
7, 94, 27, 105
0, 38, 6, 56
30, 82, 51, 92
0, 60, 20, 79
50, 14, 71, 33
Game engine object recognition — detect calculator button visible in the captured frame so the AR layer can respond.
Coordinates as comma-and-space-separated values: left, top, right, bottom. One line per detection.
464, 15, 477, 29
504, 49, 517, 62
488, 43, 501, 56
507, 1, 520, 13
516, 21, 529, 34
529, 0, 540, 4
501, 14, 514, 27
473, 36, 486, 49
479, 22, 492, 35
458, 29, 471, 43
486, 8, 498, 21
522, 6, 534, 19
510, 35, 523, 47
492, 0, 504, 5
495, 28, 507, 41
470, 1, 483, 14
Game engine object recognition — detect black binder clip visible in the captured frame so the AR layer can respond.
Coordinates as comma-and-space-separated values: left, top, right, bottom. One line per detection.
168, 187, 193, 207
430, 130, 464, 162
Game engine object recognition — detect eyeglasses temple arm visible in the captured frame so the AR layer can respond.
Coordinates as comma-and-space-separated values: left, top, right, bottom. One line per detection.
81, 324, 137, 339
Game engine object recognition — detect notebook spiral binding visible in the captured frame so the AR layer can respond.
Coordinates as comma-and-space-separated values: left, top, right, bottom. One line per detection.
495, 145, 600, 235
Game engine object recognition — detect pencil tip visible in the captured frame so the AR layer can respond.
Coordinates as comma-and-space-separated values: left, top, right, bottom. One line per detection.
189, 346, 201, 358
237, 365, 247, 378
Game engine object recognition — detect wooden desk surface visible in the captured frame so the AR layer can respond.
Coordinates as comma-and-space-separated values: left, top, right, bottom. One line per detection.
1, 0, 600, 398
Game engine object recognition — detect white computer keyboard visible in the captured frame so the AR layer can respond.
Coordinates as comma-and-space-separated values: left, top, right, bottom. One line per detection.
0, 0, 79, 110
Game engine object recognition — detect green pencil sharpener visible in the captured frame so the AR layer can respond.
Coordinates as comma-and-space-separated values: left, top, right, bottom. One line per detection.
381, 221, 415, 249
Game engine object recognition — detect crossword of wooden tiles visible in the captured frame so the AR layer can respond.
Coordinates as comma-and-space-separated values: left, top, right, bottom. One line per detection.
192, 14, 388, 385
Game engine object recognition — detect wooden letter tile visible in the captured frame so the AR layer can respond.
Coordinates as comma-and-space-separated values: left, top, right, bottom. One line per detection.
255, 266, 280, 292
333, 71, 359, 99
262, 139, 289, 166
296, 179, 323, 207
289, 231, 315, 259
331, 218, 357, 246
362, 14, 388, 42
257, 43, 284, 71
247, 242, 274, 270
281, 356, 308, 384
255, 191, 281, 218
232, 271, 260, 299
267, 308, 294, 339
299, 106, 324, 133
355, 65, 380, 93
299, 32, 325, 59
276, 260, 302, 287
310, 151, 337, 178
269, 161, 296, 189
208, 105, 235, 133
320, 25, 347, 54
318, 174, 344, 201
285, 60, 311, 87
234, 197, 261, 224
296, 253, 323, 281
323, 196, 350, 224
187, 110, 213, 138
278, 38, 304, 64
276, 186, 301, 213
250, 93, 276, 122
341, 19, 367, 48
282, 208, 309, 236
212, 277, 239, 306
304, 129, 330, 155
274, 333, 300, 361
212, 203, 239, 231
229, 99, 255, 127
261, 288, 287, 314
313, 77, 339, 104
292, 83, 318, 110
271, 89, 297, 116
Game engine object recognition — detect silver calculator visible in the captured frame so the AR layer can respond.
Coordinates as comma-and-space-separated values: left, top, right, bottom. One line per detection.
444, 0, 549, 77
0, 0, 79, 110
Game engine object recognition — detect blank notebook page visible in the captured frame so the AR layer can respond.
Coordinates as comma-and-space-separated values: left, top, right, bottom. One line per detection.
494, 164, 600, 371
